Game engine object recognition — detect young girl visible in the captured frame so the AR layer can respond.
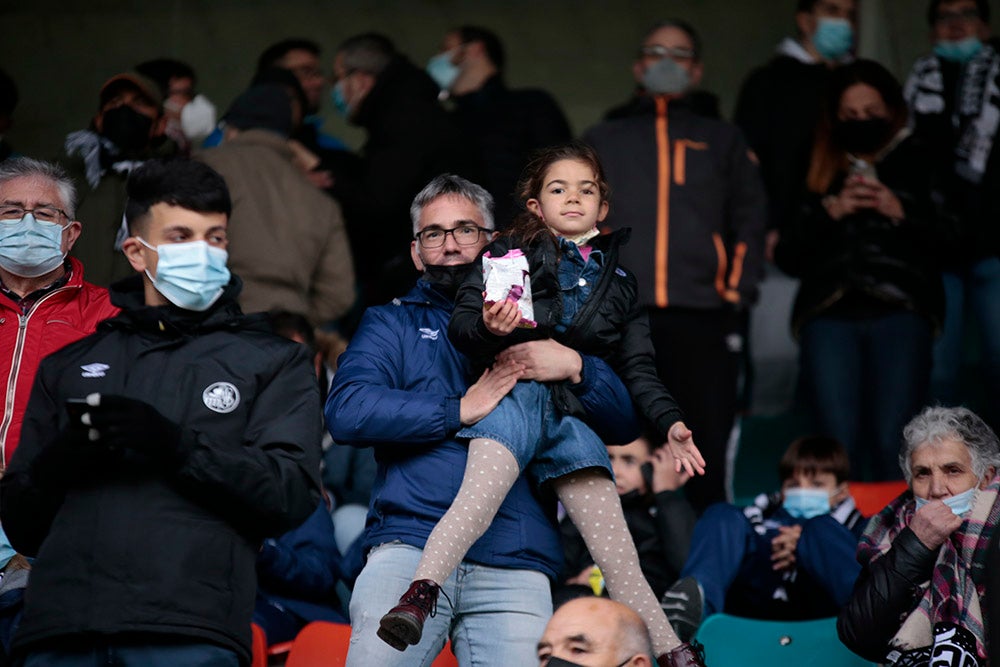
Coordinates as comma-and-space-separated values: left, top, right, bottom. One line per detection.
379, 143, 707, 666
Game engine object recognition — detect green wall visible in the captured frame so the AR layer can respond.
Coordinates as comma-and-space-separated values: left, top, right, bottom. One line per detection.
2, 0, 932, 159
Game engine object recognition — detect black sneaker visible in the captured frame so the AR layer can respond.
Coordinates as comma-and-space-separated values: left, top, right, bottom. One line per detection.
660, 576, 704, 643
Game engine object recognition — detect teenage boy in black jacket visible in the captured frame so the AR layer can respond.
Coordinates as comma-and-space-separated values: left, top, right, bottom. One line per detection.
0, 158, 322, 667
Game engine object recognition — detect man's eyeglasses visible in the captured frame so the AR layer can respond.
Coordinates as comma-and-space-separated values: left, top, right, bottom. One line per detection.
415, 225, 491, 248
935, 8, 981, 24
638, 44, 696, 61
0, 205, 70, 223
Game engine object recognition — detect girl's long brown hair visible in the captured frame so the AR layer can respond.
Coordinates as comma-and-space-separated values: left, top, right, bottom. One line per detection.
806, 59, 909, 194
503, 142, 611, 247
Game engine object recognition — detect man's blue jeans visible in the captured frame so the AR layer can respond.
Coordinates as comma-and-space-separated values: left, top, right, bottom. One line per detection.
346, 542, 552, 667
932, 258, 1000, 431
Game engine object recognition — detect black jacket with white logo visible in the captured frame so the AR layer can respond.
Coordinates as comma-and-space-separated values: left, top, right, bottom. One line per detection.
0, 276, 322, 664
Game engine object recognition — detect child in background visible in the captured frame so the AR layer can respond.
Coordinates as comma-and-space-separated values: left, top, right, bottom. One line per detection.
560, 431, 696, 602
378, 142, 707, 666
661, 436, 866, 642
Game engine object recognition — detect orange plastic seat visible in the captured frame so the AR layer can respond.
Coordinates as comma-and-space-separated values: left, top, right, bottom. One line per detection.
285, 621, 352, 667
850, 480, 908, 516
431, 641, 460, 667
251, 623, 268, 667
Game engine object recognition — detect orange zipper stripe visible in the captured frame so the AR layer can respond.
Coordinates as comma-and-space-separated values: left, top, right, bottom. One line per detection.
729, 241, 748, 290
655, 96, 670, 308
712, 233, 728, 298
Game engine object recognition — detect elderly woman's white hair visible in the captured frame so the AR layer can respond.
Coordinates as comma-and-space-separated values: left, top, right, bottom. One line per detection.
898, 406, 1000, 484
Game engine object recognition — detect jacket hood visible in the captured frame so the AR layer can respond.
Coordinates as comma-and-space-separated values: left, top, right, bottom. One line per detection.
103, 274, 266, 335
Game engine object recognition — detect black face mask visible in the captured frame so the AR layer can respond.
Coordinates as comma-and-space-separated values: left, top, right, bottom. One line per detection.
422, 262, 476, 299
545, 657, 635, 667
832, 117, 893, 156
100, 105, 154, 154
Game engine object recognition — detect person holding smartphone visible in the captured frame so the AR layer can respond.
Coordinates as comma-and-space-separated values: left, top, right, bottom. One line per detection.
774, 59, 951, 481
558, 431, 696, 602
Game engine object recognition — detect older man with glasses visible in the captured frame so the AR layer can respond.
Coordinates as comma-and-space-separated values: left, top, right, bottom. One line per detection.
326, 174, 641, 667
0, 157, 118, 467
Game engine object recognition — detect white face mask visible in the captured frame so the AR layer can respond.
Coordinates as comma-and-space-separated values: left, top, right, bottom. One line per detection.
180, 94, 218, 143
138, 238, 230, 311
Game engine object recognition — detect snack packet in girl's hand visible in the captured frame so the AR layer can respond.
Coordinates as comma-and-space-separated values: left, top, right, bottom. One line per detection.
482, 249, 537, 328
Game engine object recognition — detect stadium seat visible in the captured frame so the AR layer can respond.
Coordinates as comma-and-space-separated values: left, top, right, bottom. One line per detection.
849, 480, 908, 516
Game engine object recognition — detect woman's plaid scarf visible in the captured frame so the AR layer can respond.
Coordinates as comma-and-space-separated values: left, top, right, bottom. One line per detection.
858, 475, 1000, 663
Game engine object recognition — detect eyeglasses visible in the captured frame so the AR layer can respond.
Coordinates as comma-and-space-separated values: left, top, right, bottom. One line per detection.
415, 225, 491, 248
0, 205, 70, 223
935, 8, 981, 24
638, 44, 696, 61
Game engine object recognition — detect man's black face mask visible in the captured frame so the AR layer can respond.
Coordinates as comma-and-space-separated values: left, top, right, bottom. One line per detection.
422, 262, 476, 298
101, 105, 153, 155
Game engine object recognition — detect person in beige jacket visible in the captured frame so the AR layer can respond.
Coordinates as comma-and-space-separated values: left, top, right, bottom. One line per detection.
198, 84, 355, 326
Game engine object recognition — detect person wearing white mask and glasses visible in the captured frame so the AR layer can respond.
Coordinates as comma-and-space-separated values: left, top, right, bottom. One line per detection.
660, 436, 865, 643
839, 406, 1000, 665
0, 157, 321, 667
0, 157, 118, 468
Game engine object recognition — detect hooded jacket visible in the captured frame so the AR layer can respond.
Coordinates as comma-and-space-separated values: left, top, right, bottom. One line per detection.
0, 275, 321, 664
326, 278, 639, 580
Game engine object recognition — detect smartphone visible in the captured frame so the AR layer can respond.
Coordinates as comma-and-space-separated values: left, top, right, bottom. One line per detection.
848, 159, 877, 181
65, 398, 90, 427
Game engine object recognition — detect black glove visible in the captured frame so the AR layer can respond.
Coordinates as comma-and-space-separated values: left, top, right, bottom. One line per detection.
84, 394, 187, 465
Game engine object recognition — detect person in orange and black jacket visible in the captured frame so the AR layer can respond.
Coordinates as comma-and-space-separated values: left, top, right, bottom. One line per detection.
584, 19, 767, 513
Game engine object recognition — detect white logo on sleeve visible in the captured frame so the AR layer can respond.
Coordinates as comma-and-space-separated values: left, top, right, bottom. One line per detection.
81, 363, 109, 378
202, 382, 240, 413
419, 327, 440, 340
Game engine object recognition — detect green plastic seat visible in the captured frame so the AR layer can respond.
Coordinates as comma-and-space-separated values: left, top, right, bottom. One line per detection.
694, 614, 877, 666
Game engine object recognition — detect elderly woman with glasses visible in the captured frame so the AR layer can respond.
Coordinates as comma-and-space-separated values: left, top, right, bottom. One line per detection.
838, 406, 1000, 665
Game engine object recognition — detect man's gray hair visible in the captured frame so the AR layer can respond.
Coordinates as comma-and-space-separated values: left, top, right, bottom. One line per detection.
335, 33, 396, 76
899, 406, 1000, 483
0, 157, 77, 219
615, 608, 656, 663
410, 174, 494, 235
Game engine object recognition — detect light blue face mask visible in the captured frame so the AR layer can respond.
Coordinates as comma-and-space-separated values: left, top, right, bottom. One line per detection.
642, 57, 691, 95
331, 81, 351, 118
138, 238, 230, 312
783, 487, 832, 519
934, 37, 984, 63
0, 524, 15, 569
915, 485, 978, 516
426, 50, 461, 92
813, 17, 854, 61
0, 213, 69, 278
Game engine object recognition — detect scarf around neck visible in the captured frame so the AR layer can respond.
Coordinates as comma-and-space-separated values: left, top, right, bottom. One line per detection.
858, 475, 1000, 665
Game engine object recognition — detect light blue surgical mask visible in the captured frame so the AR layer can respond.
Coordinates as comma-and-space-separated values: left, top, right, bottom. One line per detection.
0, 213, 69, 278
813, 17, 854, 61
331, 81, 351, 118
138, 238, 230, 312
642, 57, 691, 95
934, 37, 984, 63
426, 50, 461, 92
915, 486, 978, 516
783, 487, 832, 519
0, 524, 15, 569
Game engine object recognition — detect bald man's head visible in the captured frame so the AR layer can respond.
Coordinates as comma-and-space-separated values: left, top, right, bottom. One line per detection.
538, 597, 654, 666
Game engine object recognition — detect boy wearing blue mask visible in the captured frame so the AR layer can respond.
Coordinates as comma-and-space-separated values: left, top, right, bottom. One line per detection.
0, 157, 322, 667
661, 436, 866, 641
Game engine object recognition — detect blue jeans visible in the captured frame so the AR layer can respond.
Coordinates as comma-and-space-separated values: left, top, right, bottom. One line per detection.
932, 259, 1000, 431
346, 542, 551, 667
22, 642, 239, 667
798, 311, 932, 480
